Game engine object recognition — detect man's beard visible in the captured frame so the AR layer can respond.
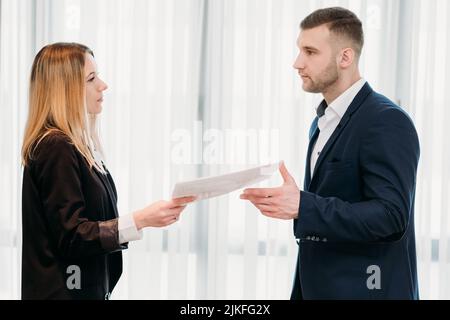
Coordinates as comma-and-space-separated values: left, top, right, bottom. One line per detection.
303, 59, 339, 93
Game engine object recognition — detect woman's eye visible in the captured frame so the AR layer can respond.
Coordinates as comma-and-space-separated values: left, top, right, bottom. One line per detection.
88, 77, 95, 82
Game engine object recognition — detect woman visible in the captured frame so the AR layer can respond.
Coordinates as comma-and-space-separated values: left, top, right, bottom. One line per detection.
21, 43, 195, 299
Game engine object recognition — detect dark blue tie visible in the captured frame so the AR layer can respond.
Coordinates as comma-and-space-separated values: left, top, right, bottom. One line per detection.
316, 100, 328, 118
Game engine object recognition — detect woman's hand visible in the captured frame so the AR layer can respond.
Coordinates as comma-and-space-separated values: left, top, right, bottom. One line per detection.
133, 196, 196, 230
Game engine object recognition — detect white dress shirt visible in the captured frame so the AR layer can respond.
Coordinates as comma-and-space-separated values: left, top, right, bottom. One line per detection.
118, 212, 143, 244
310, 78, 366, 178
92, 147, 143, 244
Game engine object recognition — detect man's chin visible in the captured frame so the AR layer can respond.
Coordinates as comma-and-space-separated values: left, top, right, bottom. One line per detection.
302, 84, 320, 93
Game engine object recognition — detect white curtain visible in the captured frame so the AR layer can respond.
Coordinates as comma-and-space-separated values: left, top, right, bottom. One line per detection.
0, 0, 34, 299
397, 0, 450, 300
0, 0, 449, 300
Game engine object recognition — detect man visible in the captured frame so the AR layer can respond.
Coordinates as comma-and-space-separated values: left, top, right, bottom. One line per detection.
240, 7, 420, 299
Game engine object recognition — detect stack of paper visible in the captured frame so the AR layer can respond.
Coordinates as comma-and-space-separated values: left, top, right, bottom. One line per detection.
172, 162, 280, 201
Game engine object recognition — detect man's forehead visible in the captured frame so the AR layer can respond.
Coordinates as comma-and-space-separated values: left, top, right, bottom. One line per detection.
297, 25, 331, 47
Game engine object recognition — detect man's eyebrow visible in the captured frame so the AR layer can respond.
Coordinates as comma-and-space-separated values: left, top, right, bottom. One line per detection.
302, 46, 319, 52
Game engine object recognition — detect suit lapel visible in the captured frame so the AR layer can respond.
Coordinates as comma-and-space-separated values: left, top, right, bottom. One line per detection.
94, 167, 119, 219
310, 83, 373, 185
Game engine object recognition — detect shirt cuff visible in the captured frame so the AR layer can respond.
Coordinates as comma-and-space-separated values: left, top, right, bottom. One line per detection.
118, 213, 143, 244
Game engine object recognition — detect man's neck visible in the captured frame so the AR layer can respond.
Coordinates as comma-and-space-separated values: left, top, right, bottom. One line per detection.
322, 72, 362, 105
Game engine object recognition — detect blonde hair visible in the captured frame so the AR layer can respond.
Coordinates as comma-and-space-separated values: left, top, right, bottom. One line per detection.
22, 42, 104, 172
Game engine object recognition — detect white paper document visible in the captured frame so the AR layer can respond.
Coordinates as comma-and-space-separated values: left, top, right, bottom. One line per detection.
172, 162, 280, 201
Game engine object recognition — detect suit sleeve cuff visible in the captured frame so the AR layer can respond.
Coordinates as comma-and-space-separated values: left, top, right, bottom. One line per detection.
99, 218, 124, 252
118, 213, 143, 244
294, 190, 314, 239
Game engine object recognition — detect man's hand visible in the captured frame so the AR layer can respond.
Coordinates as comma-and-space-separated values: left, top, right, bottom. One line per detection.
240, 162, 300, 220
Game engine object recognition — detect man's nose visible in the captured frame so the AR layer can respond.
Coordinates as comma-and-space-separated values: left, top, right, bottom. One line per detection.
293, 53, 305, 70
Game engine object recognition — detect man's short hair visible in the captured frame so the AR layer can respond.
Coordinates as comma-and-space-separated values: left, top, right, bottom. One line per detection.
300, 7, 364, 57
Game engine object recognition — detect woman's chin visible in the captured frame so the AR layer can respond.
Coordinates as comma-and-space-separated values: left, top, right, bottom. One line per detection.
88, 105, 102, 115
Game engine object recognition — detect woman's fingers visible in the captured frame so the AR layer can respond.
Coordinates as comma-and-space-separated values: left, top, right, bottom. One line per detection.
169, 206, 185, 216
147, 197, 196, 227
170, 196, 197, 207
159, 208, 184, 225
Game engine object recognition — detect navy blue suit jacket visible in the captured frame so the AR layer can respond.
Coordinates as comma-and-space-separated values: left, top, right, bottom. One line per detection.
291, 83, 420, 299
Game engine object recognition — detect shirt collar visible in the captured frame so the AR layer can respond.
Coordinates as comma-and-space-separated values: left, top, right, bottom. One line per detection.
321, 78, 366, 120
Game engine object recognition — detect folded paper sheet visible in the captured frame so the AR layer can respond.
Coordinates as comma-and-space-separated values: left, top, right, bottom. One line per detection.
172, 162, 280, 201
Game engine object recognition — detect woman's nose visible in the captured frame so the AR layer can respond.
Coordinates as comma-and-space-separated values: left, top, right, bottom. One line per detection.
99, 79, 108, 91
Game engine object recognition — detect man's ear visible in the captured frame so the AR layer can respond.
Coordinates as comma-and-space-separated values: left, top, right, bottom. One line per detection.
338, 47, 355, 69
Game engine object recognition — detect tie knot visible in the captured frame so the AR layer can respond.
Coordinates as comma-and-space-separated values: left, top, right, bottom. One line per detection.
316, 100, 328, 118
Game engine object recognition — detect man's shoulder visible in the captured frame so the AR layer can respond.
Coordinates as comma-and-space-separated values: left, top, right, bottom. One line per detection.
364, 90, 398, 111
361, 90, 415, 127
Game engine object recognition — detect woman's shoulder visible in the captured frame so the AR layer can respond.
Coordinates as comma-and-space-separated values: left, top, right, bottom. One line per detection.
31, 130, 78, 164
37, 130, 73, 150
